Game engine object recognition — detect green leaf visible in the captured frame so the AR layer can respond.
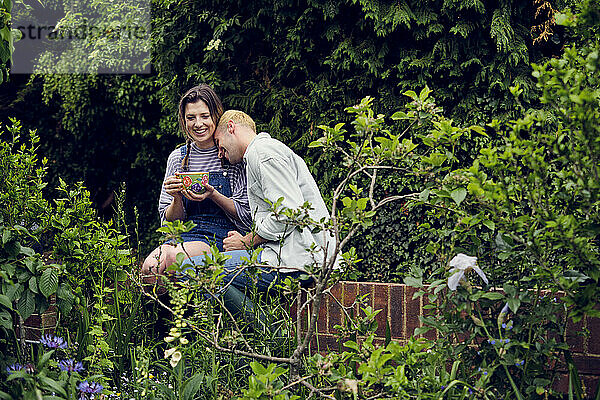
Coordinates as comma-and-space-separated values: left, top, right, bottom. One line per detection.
38, 349, 55, 369
19, 246, 35, 257
39, 269, 59, 298
403, 276, 423, 288
39, 376, 67, 397
17, 290, 35, 320
24, 257, 38, 273
2, 229, 11, 245
450, 187, 467, 206
481, 292, 504, 300
508, 298, 521, 314
0, 311, 13, 330
0, 294, 13, 310
483, 220, 495, 231
28, 276, 39, 294
0, 390, 12, 400
182, 373, 205, 400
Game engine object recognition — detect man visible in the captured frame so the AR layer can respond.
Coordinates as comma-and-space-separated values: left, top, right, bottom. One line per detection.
213, 109, 336, 277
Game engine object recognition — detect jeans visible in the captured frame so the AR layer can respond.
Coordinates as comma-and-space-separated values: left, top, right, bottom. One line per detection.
180, 250, 312, 336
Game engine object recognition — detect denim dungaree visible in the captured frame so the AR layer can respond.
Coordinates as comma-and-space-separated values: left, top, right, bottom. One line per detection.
179, 145, 236, 251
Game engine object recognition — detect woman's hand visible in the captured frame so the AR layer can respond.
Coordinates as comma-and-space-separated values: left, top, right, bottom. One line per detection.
182, 183, 215, 202
164, 175, 185, 199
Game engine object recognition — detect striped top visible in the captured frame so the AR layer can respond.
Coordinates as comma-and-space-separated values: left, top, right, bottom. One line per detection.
158, 143, 251, 232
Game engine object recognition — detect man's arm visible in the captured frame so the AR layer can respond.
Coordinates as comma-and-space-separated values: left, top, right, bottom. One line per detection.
251, 156, 305, 241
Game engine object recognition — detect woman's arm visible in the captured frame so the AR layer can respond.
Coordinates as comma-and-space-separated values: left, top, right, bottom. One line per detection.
163, 175, 186, 221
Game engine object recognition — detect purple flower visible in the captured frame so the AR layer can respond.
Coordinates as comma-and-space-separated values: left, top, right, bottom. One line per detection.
6, 363, 34, 375
489, 339, 496, 345
40, 334, 67, 349
78, 380, 103, 395
58, 359, 84, 373
6, 363, 23, 374
501, 323, 507, 329
505, 339, 510, 344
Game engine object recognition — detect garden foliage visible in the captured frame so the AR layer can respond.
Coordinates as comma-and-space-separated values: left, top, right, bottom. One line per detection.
4, 0, 570, 277
1, 0, 599, 399
0, 120, 148, 397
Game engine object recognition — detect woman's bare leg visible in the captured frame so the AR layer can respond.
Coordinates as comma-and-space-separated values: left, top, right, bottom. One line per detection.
140, 240, 212, 288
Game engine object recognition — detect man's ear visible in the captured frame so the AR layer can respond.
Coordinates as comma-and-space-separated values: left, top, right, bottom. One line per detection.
227, 120, 235, 134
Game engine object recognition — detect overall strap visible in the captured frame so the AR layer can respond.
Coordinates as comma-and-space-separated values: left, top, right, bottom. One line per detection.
179, 144, 188, 172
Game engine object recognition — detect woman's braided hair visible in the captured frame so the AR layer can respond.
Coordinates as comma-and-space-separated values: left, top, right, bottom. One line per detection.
177, 84, 224, 171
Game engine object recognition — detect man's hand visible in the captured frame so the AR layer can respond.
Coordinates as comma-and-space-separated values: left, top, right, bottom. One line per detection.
223, 230, 246, 251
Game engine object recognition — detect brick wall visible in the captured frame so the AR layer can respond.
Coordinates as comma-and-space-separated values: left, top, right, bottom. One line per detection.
298, 281, 600, 397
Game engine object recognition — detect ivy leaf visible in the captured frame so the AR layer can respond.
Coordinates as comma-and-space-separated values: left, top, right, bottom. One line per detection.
40, 269, 59, 298
450, 187, 467, 206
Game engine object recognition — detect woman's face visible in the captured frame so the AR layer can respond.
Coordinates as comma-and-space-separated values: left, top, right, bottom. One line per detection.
184, 100, 216, 149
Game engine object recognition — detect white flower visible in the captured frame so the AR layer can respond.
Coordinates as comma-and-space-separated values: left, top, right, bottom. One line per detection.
169, 351, 182, 368
447, 253, 488, 290
164, 347, 177, 358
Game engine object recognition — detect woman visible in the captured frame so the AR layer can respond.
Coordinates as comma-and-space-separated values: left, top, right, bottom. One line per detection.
141, 84, 251, 285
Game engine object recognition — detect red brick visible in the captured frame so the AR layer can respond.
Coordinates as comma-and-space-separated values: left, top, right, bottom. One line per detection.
359, 283, 373, 309
317, 294, 328, 334
552, 373, 569, 395
389, 285, 404, 339
566, 318, 585, 353
289, 301, 297, 319
373, 284, 389, 338
342, 282, 358, 309
328, 283, 343, 333
296, 291, 309, 332
405, 286, 421, 337
587, 314, 600, 355
572, 354, 600, 375
456, 332, 469, 344
316, 334, 341, 352
21, 310, 58, 341
582, 375, 599, 398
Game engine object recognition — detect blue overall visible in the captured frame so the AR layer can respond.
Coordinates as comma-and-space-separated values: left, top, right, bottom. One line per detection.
179, 146, 236, 251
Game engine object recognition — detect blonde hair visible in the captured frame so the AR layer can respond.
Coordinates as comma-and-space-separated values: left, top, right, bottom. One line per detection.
217, 110, 256, 133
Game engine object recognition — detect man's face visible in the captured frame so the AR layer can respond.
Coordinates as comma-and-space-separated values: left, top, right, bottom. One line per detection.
215, 123, 243, 164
